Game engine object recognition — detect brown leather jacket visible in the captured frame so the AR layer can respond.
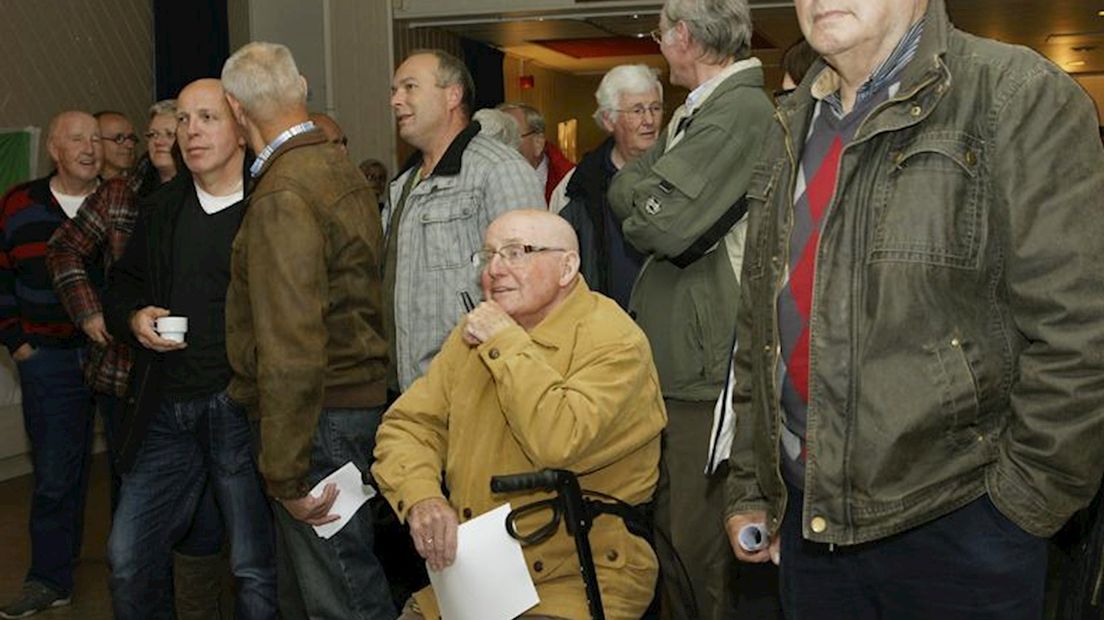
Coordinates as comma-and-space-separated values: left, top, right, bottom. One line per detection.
227, 129, 388, 499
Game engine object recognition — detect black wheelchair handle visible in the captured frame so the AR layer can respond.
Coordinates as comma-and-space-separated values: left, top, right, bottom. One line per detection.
491, 469, 560, 493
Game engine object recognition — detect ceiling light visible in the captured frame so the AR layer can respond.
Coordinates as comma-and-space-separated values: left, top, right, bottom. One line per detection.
1069, 59, 1088, 66
1098, 9, 1104, 16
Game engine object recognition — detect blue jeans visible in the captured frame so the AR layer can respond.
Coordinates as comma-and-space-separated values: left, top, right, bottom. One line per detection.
780, 484, 1047, 619
108, 390, 277, 619
261, 406, 395, 620
18, 346, 93, 594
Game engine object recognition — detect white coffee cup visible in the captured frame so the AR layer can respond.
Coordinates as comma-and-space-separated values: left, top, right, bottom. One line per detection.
155, 316, 188, 343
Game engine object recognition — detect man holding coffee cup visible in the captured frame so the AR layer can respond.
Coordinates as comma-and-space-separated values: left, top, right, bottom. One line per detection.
102, 78, 277, 619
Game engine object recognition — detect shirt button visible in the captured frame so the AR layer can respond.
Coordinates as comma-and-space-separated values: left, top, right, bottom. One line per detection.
606, 549, 619, 562
964, 150, 977, 166
489, 348, 500, 360
397, 500, 404, 512
810, 516, 827, 533
533, 561, 544, 572
462, 507, 472, 519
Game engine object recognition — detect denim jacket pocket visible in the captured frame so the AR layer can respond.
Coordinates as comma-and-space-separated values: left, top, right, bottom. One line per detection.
869, 130, 985, 269
418, 194, 480, 271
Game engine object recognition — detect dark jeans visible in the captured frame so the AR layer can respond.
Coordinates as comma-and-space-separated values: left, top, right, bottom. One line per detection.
94, 392, 121, 514
780, 484, 1047, 619
18, 346, 93, 594
261, 406, 395, 620
108, 390, 276, 620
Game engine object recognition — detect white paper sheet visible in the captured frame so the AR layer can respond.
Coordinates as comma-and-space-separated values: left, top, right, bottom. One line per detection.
428, 503, 540, 620
310, 461, 377, 539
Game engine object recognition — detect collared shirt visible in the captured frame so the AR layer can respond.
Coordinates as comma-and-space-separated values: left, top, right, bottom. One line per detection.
813, 19, 926, 118
667, 57, 763, 151
250, 120, 316, 177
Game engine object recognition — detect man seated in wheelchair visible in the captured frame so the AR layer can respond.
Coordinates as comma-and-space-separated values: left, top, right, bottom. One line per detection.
373, 209, 667, 619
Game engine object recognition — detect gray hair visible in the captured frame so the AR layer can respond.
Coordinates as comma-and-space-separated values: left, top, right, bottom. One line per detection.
473, 108, 521, 149
407, 49, 476, 118
148, 99, 177, 120
593, 64, 664, 127
662, 0, 753, 62
221, 41, 308, 119
496, 102, 544, 135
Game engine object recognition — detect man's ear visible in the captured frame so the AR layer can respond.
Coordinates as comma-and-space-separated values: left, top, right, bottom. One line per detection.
599, 110, 616, 134
46, 138, 60, 166
560, 251, 581, 286
225, 93, 247, 127
445, 83, 463, 112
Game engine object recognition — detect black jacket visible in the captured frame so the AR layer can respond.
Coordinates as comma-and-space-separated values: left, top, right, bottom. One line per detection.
104, 154, 252, 472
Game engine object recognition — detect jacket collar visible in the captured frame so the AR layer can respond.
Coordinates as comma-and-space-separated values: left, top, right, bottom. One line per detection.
566, 137, 615, 199
777, 0, 952, 143
397, 120, 482, 179
252, 128, 328, 180
526, 277, 592, 349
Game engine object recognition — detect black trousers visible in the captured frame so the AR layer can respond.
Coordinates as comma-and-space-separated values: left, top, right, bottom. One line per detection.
780, 484, 1047, 620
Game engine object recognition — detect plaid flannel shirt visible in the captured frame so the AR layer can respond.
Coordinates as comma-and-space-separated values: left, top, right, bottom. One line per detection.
47, 177, 142, 396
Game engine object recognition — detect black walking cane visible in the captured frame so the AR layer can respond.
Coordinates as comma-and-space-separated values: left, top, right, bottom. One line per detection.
490, 469, 606, 620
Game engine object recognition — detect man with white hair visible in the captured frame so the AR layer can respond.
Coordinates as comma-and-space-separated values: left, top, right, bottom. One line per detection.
0, 111, 101, 618
609, 0, 779, 617
498, 102, 575, 205
554, 64, 662, 310
222, 41, 395, 619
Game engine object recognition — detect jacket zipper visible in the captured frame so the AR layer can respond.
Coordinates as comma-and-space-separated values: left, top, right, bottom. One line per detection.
798, 63, 945, 542
771, 107, 798, 530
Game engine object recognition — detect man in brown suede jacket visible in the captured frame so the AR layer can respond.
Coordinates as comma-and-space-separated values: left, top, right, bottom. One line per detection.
222, 42, 394, 620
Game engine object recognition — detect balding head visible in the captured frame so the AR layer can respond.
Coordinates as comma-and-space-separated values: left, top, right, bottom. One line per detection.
47, 111, 102, 192
479, 209, 581, 330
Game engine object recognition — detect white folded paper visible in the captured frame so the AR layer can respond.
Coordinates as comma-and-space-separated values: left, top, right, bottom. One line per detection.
310, 461, 377, 539
428, 503, 540, 620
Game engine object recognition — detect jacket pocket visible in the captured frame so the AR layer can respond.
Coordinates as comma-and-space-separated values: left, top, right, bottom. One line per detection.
925, 333, 984, 448
869, 130, 985, 268
419, 195, 479, 271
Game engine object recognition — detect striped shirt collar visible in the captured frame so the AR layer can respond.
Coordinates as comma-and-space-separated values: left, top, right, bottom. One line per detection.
812, 18, 925, 117
250, 120, 316, 178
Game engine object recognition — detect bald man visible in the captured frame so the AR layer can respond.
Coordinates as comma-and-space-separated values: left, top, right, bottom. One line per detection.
103, 78, 276, 619
0, 111, 101, 617
373, 210, 668, 620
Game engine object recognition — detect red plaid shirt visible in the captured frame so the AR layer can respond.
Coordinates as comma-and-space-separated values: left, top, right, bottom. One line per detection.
46, 177, 143, 396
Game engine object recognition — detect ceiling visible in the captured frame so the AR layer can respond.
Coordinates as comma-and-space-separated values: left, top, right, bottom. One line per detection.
401, 0, 1104, 76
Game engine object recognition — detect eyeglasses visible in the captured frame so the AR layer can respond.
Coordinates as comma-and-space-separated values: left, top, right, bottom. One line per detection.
105, 133, 140, 145
616, 103, 664, 122
470, 244, 567, 269
649, 27, 670, 45
144, 129, 175, 141
519, 129, 540, 139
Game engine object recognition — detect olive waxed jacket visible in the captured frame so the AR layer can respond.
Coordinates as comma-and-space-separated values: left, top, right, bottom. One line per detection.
226, 129, 388, 499
609, 61, 774, 402
726, 0, 1104, 544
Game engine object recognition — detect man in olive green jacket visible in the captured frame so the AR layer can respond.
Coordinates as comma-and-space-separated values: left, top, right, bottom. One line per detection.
223, 43, 393, 619
374, 210, 666, 620
725, 0, 1104, 616
608, 0, 777, 618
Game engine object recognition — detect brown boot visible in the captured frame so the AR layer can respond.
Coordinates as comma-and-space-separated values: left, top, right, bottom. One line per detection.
173, 551, 224, 620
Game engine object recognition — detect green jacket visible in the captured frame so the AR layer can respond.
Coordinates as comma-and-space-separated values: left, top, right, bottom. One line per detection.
726, 0, 1104, 544
609, 62, 774, 401
226, 129, 388, 499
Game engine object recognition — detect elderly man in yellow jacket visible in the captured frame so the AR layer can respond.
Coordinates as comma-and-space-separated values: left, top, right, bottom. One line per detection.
373, 209, 667, 620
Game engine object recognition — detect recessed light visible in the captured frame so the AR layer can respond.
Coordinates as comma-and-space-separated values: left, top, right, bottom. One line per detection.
633, 13, 640, 19
1069, 59, 1088, 66
1098, 9, 1104, 16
